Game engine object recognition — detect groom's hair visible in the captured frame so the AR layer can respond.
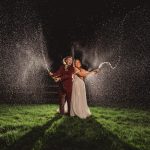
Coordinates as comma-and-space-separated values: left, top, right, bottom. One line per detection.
65, 56, 72, 60
64, 56, 72, 62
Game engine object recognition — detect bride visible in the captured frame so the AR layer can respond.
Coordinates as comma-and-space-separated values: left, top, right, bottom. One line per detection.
70, 59, 97, 119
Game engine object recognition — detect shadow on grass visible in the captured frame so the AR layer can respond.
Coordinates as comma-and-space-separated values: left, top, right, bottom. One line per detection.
41, 116, 139, 150
6, 115, 139, 150
5, 114, 62, 150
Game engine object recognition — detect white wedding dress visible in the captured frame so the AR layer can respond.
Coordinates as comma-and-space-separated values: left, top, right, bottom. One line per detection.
70, 75, 91, 119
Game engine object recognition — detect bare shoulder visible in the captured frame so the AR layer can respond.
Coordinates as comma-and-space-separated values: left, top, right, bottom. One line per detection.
75, 67, 80, 72
80, 68, 86, 71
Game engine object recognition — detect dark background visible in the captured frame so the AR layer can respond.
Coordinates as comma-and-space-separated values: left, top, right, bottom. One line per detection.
37, 0, 149, 68
0, 0, 150, 107
1, 0, 149, 65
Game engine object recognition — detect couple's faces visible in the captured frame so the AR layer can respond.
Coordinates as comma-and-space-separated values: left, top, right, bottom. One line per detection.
65, 58, 81, 68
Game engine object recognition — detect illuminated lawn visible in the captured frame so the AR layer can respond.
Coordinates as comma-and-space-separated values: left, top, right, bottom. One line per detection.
0, 104, 149, 150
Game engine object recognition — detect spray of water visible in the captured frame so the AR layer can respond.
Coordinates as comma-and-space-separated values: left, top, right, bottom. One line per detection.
74, 7, 150, 106
0, 0, 52, 103
39, 25, 51, 73
98, 56, 121, 70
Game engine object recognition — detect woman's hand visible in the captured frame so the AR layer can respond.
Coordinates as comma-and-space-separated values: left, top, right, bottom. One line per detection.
93, 69, 99, 74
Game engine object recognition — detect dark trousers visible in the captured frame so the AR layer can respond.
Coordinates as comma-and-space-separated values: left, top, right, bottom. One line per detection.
59, 88, 72, 115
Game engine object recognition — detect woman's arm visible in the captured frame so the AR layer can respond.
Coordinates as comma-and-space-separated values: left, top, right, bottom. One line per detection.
75, 68, 90, 77
77, 68, 99, 78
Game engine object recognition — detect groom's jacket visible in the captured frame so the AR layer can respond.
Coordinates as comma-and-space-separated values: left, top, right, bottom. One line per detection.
52, 65, 74, 92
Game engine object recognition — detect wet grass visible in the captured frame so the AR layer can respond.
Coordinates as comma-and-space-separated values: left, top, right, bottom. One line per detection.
0, 104, 149, 150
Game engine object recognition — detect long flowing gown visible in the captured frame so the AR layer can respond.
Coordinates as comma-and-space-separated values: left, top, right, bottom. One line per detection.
70, 75, 91, 119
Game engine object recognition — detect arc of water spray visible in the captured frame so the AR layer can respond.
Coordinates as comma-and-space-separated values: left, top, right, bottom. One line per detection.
39, 26, 50, 73
41, 48, 50, 73
98, 56, 121, 70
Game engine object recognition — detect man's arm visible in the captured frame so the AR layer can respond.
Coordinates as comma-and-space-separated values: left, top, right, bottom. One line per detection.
49, 65, 64, 77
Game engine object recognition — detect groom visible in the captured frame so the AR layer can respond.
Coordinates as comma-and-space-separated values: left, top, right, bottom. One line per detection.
49, 56, 74, 115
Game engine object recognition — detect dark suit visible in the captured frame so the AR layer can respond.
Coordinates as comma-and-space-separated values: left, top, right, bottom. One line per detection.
52, 65, 74, 115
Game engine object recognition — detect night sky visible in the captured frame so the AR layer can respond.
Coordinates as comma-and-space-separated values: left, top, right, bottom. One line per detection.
37, 0, 149, 63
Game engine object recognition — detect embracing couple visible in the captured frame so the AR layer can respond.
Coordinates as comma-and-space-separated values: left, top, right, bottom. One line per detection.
49, 56, 97, 119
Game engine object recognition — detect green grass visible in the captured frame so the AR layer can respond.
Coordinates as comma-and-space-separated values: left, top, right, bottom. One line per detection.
0, 104, 149, 150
